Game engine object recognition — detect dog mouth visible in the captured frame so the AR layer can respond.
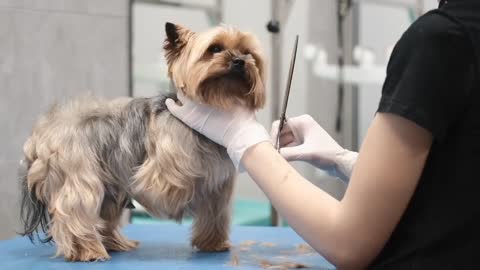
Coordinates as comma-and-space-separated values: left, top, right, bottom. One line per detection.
204, 66, 252, 89
197, 69, 253, 103
202, 71, 251, 91
225, 68, 248, 82
195, 62, 264, 110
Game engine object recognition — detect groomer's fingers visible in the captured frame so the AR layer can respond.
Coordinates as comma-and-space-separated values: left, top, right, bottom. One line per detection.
165, 98, 182, 116
279, 132, 296, 147
270, 120, 294, 139
284, 117, 307, 144
280, 120, 294, 134
279, 145, 307, 162
176, 90, 188, 103
270, 120, 280, 141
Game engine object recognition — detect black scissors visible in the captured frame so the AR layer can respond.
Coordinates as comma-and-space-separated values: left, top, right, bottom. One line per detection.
275, 35, 299, 151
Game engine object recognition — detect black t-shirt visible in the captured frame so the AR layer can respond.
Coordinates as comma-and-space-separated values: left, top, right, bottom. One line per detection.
370, 1, 480, 269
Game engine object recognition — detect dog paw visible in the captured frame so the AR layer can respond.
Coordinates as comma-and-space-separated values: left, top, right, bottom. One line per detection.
91, 255, 111, 262
65, 249, 111, 262
106, 239, 140, 252
196, 241, 231, 252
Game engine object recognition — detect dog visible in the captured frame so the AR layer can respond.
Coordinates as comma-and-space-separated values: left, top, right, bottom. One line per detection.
18, 22, 266, 262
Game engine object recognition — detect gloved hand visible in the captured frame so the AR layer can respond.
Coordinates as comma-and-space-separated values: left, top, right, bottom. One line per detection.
165, 92, 271, 171
270, 114, 358, 180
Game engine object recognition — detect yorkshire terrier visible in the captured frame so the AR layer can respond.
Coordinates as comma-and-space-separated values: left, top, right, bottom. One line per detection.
19, 22, 266, 261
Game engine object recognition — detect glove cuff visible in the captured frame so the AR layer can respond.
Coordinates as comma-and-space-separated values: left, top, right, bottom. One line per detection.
227, 122, 271, 172
335, 150, 359, 181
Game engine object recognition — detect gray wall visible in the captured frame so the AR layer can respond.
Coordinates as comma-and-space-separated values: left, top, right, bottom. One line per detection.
0, 0, 130, 239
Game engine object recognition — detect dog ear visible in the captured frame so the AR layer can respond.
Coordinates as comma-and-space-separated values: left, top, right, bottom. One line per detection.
164, 22, 193, 64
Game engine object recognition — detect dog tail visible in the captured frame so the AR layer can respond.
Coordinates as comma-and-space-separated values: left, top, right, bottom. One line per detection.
18, 136, 52, 243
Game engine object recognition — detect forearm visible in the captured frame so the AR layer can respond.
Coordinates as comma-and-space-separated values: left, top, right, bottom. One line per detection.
242, 142, 347, 265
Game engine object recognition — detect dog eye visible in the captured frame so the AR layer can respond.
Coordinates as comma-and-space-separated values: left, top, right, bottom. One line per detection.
208, 44, 223, 54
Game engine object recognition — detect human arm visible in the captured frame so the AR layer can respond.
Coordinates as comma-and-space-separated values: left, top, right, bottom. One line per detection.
243, 113, 432, 269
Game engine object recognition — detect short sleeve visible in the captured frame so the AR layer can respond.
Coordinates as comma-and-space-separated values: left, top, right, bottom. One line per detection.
378, 12, 475, 141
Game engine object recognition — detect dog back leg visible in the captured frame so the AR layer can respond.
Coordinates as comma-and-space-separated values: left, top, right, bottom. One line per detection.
49, 167, 110, 262
103, 227, 139, 253
100, 195, 139, 252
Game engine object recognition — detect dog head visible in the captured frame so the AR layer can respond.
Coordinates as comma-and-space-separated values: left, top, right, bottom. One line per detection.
163, 22, 266, 110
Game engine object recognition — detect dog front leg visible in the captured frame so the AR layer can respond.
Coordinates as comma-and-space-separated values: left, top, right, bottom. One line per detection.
191, 176, 234, 252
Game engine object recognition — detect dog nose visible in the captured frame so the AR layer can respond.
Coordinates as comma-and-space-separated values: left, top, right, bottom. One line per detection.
232, 57, 245, 69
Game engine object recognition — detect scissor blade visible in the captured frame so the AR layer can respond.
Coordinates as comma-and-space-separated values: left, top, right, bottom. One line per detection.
275, 35, 299, 151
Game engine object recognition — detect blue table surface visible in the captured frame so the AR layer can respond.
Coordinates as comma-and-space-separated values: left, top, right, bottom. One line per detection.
0, 224, 335, 270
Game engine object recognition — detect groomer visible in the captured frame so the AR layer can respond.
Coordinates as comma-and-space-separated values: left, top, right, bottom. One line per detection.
166, 0, 480, 268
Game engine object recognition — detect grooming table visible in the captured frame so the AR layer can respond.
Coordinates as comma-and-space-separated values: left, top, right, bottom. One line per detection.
0, 224, 335, 270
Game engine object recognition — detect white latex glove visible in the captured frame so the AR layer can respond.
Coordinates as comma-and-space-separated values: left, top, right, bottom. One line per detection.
165, 92, 271, 171
270, 114, 358, 180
